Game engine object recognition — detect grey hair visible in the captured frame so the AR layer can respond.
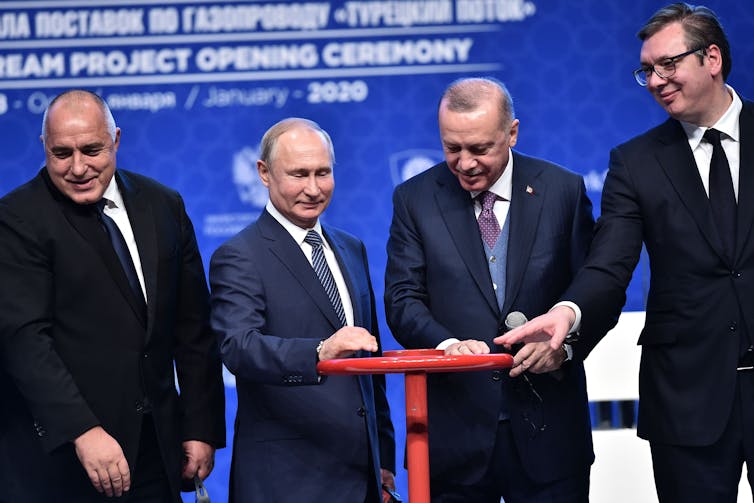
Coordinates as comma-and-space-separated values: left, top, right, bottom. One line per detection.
439, 77, 516, 128
259, 117, 335, 166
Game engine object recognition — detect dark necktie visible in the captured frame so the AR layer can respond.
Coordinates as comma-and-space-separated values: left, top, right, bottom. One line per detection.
478, 191, 501, 248
96, 199, 146, 311
304, 230, 346, 327
704, 128, 737, 261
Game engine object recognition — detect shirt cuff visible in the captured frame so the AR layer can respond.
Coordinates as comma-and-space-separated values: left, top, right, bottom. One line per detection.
436, 338, 460, 350
552, 301, 582, 334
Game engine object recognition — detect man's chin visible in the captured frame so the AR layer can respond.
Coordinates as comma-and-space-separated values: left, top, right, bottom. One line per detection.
65, 188, 104, 205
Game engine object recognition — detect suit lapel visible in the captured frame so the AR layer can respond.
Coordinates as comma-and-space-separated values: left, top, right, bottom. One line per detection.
118, 171, 152, 332
734, 100, 754, 262
45, 170, 147, 328
504, 154, 545, 316
324, 228, 362, 326
259, 211, 344, 330
434, 169, 499, 316
655, 119, 726, 261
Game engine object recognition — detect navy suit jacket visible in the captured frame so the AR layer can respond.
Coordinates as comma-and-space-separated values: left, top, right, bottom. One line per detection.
385, 152, 596, 485
209, 209, 395, 502
566, 98, 754, 446
0, 169, 225, 502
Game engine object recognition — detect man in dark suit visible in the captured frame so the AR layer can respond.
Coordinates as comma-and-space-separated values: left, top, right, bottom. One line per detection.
209, 118, 396, 502
0, 89, 225, 502
384, 77, 596, 502
499, 3, 754, 501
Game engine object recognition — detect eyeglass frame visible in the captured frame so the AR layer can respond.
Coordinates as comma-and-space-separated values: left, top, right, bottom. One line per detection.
633, 46, 707, 86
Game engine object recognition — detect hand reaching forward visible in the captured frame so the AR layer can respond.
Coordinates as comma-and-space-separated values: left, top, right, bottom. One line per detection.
317, 326, 379, 361
74, 426, 131, 497
494, 305, 575, 351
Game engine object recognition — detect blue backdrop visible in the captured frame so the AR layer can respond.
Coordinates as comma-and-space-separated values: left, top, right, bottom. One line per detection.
2, 0, 753, 500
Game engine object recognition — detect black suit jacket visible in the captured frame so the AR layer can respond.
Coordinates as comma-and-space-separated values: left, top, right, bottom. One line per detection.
385, 153, 596, 485
0, 169, 225, 502
209, 209, 394, 503
567, 98, 754, 446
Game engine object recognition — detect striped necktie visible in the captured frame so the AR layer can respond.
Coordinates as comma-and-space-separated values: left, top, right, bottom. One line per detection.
304, 230, 346, 327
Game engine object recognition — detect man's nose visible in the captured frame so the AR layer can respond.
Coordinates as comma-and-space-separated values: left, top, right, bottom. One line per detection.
646, 68, 668, 89
70, 152, 87, 175
458, 153, 478, 172
303, 175, 320, 195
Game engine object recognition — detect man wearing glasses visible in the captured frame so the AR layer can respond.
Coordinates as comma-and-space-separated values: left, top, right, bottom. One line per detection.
499, 3, 754, 501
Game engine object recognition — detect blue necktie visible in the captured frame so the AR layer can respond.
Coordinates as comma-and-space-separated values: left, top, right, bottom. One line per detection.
304, 230, 346, 327
96, 199, 146, 313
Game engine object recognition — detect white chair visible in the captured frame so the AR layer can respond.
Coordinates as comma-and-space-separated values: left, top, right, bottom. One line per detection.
584, 311, 750, 502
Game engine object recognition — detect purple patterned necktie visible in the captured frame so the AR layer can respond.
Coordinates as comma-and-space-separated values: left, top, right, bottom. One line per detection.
478, 191, 501, 248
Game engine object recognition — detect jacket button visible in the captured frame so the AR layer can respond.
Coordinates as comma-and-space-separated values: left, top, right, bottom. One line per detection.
357, 407, 366, 417
491, 370, 502, 381
135, 401, 144, 413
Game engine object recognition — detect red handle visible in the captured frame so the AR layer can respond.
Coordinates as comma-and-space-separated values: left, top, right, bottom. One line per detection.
317, 349, 513, 375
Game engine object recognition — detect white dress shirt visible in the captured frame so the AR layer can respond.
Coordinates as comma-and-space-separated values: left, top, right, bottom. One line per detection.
101, 175, 147, 301
437, 150, 514, 350
265, 201, 355, 327
566, 85, 743, 336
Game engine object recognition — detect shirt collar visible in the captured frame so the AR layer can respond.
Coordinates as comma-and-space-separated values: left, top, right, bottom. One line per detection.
265, 200, 326, 248
101, 172, 124, 209
681, 84, 742, 148
470, 148, 514, 201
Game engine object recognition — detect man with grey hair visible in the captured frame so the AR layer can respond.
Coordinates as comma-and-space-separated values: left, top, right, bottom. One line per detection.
0, 89, 226, 502
210, 117, 396, 502
385, 77, 597, 501
500, 3, 754, 501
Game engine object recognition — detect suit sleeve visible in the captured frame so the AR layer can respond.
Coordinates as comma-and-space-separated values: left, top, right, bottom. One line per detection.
358, 241, 396, 474
0, 202, 99, 451
170, 195, 226, 447
568, 147, 644, 360
568, 176, 597, 277
209, 240, 324, 385
384, 185, 457, 349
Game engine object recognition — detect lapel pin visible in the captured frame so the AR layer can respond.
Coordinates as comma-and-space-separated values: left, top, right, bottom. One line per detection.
526, 185, 535, 195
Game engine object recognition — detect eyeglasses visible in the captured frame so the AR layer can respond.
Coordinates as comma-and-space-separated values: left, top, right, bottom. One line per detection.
633, 46, 707, 86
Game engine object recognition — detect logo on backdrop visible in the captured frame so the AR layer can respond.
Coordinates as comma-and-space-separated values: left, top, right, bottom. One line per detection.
389, 149, 445, 186
201, 145, 266, 239
232, 146, 268, 207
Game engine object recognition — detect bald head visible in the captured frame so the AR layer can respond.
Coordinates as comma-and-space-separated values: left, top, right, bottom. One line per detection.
42, 89, 117, 144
